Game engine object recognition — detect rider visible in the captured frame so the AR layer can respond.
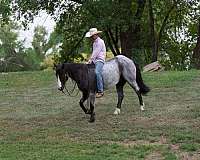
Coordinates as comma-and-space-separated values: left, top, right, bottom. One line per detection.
85, 28, 106, 98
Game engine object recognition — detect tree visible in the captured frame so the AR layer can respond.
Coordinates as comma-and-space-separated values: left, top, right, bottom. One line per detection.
145, 0, 200, 70
0, 21, 47, 71
193, 19, 200, 69
163, 0, 200, 70
32, 25, 48, 60
0, 0, 12, 23
2, 0, 200, 70
148, 0, 178, 62
10, 0, 147, 61
0, 21, 29, 71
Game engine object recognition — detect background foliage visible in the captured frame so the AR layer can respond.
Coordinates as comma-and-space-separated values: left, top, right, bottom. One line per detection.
0, 0, 200, 71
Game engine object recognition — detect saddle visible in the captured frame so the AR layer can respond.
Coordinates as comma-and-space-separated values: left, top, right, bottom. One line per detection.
87, 63, 95, 69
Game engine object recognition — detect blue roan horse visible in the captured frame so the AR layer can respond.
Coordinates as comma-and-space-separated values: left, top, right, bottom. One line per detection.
55, 55, 150, 122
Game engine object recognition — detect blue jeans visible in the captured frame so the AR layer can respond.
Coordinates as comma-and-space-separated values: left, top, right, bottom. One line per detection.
95, 61, 104, 93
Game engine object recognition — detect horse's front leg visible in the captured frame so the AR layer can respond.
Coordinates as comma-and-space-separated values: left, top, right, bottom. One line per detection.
79, 92, 89, 114
88, 92, 96, 122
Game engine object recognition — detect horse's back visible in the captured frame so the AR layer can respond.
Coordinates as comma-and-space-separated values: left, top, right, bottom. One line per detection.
116, 55, 136, 68
116, 55, 137, 79
102, 58, 120, 89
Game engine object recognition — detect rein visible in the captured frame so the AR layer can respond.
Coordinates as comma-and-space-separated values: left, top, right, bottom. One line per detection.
62, 79, 79, 97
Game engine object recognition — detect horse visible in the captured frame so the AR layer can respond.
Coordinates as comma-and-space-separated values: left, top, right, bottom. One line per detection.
55, 55, 150, 122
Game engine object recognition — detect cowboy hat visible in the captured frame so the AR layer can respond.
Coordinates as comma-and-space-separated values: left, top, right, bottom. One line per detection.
85, 28, 102, 38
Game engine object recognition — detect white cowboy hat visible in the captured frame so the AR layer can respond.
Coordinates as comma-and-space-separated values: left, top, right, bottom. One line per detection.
85, 28, 102, 38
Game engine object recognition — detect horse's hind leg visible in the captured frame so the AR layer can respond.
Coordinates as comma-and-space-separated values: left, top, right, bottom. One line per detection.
136, 89, 145, 111
130, 81, 144, 111
114, 77, 126, 115
129, 81, 145, 111
121, 67, 145, 111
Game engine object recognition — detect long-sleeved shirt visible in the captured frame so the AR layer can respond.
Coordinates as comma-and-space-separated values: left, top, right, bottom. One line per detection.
90, 37, 106, 64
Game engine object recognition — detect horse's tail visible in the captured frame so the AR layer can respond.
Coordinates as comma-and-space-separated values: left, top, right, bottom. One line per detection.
135, 62, 150, 95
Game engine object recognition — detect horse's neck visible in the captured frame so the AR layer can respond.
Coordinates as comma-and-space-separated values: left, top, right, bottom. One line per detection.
66, 63, 90, 92
66, 63, 87, 83
66, 65, 78, 82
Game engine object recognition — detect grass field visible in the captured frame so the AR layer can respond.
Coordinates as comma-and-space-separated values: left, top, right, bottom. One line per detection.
0, 70, 200, 160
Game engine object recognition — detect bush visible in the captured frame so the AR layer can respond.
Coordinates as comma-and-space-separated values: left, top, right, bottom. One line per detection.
40, 55, 55, 70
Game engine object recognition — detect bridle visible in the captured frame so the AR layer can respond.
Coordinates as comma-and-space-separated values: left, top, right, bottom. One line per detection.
60, 77, 79, 97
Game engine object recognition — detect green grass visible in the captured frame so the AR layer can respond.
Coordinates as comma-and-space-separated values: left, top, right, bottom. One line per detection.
0, 70, 200, 159
0, 142, 155, 160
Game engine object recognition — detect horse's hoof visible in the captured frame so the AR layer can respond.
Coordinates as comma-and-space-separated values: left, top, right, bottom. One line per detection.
140, 103, 145, 111
89, 113, 95, 122
141, 108, 145, 111
89, 118, 95, 123
114, 108, 120, 115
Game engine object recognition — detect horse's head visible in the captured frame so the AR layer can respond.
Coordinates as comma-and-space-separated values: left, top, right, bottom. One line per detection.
55, 64, 68, 91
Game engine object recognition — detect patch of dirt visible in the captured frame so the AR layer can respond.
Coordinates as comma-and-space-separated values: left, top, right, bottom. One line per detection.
145, 151, 164, 160
177, 151, 200, 160
92, 138, 167, 148
118, 139, 165, 147
170, 144, 180, 151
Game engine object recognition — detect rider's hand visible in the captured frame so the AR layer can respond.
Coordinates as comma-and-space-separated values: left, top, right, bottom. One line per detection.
87, 59, 92, 64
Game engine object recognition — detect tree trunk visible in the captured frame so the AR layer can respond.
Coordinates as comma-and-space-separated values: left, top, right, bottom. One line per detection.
193, 19, 200, 69
148, 0, 158, 62
105, 27, 121, 56
120, 0, 146, 58
148, 0, 176, 62
120, 27, 135, 58
105, 30, 118, 56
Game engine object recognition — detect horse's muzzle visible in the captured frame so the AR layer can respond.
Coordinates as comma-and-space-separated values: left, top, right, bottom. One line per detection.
58, 86, 64, 91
